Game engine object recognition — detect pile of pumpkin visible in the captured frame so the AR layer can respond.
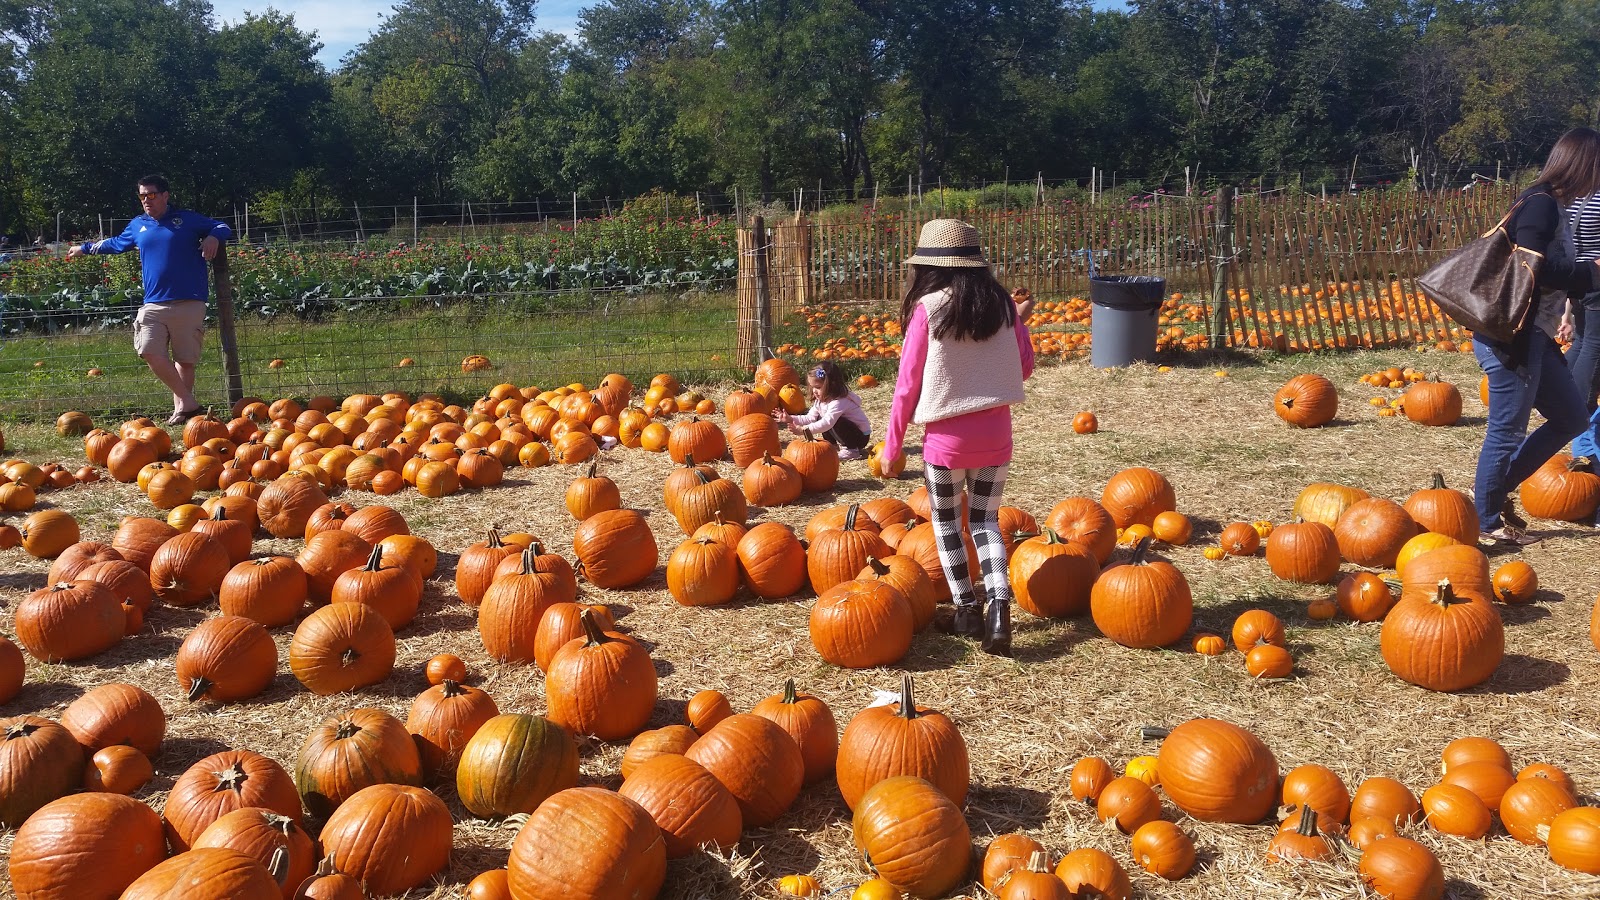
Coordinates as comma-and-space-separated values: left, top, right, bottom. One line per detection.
65, 358, 832, 507
1274, 372, 1463, 428
1190, 475, 1553, 692
0, 411, 104, 512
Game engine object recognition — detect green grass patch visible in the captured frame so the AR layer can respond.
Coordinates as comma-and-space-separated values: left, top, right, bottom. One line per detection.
0, 292, 746, 421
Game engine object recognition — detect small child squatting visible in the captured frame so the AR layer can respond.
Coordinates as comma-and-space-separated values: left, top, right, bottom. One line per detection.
777, 363, 873, 459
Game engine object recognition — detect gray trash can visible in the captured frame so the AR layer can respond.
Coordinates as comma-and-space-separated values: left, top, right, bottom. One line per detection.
1089, 275, 1165, 368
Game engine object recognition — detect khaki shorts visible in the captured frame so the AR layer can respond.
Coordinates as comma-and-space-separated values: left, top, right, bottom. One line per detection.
134, 300, 206, 365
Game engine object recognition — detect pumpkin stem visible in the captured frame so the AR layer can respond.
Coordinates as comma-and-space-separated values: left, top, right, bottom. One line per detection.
897, 674, 920, 721
439, 679, 466, 697
1042, 527, 1062, 544
214, 761, 250, 791
1296, 806, 1321, 837
1139, 726, 1171, 741
334, 718, 362, 740
519, 546, 539, 575
293, 856, 337, 900
485, 527, 504, 549
1430, 472, 1447, 490
579, 608, 611, 646
266, 846, 291, 885
1026, 850, 1052, 873
4, 721, 38, 740
213, 504, 228, 521
782, 678, 798, 705
586, 460, 598, 478
844, 504, 861, 532
1430, 579, 1461, 607
866, 556, 890, 577
340, 646, 360, 667
186, 676, 213, 703
363, 543, 386, 572
1129, 536, 1154, 564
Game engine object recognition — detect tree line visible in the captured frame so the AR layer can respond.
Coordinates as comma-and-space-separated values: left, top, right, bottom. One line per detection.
0, 0, 1595, 237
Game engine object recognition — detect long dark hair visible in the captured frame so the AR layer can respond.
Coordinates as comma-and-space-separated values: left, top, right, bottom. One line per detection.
899, 264, 1015, 341
1537, 128, 1600, 204
808, 360, 848, 400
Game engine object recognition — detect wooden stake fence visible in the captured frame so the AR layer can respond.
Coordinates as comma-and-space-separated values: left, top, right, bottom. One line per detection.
737, 186, 1517, 353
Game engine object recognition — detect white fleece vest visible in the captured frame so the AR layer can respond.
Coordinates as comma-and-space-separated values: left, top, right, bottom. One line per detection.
912, 289, 1025, 425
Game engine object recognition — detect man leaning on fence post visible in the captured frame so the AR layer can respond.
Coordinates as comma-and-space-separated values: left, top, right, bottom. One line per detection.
66, 174, 233, 424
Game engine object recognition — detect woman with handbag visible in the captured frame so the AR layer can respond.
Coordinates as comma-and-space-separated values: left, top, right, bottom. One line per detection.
1474, 127, 1600, 544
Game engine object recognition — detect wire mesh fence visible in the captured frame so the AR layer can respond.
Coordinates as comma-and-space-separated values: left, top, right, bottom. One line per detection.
0, 287, 742, 421
0, 184, 1517, 422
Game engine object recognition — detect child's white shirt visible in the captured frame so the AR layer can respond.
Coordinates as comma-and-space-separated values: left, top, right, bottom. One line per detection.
791, 391, 872, 435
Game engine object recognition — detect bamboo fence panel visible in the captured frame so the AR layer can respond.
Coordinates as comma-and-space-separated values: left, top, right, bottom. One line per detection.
746, 186, 1519, 353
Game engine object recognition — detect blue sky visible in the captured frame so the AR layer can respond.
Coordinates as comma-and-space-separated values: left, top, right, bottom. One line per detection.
209, 0, 591, 68
212, 0, 1128, 69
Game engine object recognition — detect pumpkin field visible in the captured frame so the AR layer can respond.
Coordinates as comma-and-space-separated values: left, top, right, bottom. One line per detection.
1, 345, 1599, 900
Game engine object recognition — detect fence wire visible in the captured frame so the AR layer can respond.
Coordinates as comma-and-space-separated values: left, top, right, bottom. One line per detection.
0, 187, 1516, 422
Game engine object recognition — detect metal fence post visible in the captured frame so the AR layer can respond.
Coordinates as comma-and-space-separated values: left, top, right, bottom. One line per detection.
212, 246, 244, 405
1208, 183, 1236, 349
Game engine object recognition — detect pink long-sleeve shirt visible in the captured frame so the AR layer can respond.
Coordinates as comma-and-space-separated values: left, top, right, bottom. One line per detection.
882, 305, 1034, 469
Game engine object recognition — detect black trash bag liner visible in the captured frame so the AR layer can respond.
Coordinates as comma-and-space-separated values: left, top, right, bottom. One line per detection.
1088, 275, 1165, 311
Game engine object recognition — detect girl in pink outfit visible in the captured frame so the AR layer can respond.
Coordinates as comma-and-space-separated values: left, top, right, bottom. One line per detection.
775, 361, 873, 459
880, 219, 1034, 656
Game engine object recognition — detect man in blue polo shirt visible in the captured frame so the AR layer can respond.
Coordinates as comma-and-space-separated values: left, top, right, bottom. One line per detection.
67, 175, 233, 424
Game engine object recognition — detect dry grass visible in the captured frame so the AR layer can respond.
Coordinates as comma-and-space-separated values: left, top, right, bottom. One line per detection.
4, 347, 1600, 900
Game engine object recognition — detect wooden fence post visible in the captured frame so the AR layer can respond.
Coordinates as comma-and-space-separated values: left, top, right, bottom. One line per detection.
736, 215, 773, 369
1208, 184, 1236, 349
211, 246, 244, 405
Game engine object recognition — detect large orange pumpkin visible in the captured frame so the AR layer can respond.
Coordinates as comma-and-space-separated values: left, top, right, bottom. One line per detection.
1380, 579, 1503, 692
1100, 467, 1176, 528
618, 752, 742, 857
1089, 538, 1192, 648
506, 787, 667, 900
545, 610, 657, 740
851, 776, 971, 898
320, 783, 454, 896
809, 577, 914, 668
9, 792, 167, 896
1154, 718, 1279, 824
835, 674, 969, 810
572, 509, 658, 589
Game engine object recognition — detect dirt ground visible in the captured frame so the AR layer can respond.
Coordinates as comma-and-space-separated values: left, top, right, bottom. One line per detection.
3, 347, 1599, 900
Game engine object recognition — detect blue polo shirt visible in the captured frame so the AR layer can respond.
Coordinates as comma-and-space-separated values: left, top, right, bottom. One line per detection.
80, 208, 234, 304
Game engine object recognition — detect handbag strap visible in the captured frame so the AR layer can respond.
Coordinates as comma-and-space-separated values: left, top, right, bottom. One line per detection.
1484, 193, 1538, 239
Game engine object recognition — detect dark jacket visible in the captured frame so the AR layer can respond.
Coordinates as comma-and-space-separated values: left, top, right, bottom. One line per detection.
1510, 184, 1594, 297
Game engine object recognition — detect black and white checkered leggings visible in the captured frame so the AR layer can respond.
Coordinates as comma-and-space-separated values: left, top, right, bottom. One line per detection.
925, 463, 1011, 608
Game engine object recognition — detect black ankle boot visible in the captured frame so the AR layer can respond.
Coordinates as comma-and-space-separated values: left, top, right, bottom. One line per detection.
981, 599, 1012, 657
937, 603, 983, 638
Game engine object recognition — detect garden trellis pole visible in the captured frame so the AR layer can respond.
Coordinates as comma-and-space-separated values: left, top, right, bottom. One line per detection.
754, 215, 773, 360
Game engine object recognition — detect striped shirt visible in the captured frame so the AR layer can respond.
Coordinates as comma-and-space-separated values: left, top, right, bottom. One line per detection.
1572, 191, 1600, 263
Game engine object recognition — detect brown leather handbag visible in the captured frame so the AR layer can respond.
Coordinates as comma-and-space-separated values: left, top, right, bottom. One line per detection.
1417, 196, 1544, 345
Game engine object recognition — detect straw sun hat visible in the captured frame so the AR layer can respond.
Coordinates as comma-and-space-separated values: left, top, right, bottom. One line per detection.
909, 219, 988, 267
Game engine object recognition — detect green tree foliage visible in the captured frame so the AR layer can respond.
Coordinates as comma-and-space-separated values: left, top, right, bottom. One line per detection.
0, 0, 1594, 236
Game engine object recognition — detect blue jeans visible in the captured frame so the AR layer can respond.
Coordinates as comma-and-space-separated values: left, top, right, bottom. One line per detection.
1473, 333, 1589, 526
1568, 294, 1600, 459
